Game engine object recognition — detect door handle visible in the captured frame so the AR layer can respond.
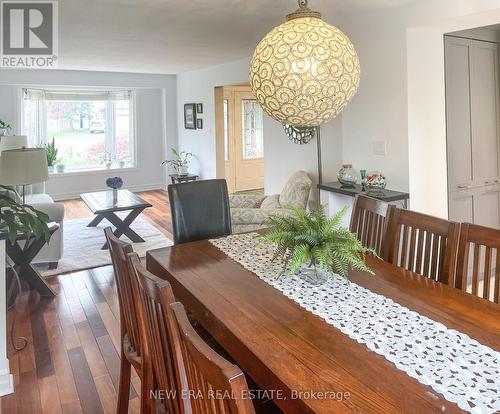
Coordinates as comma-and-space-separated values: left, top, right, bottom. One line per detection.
457, 185, 469, 189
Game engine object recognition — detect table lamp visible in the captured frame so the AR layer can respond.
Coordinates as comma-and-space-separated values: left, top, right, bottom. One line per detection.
0, 148, 48, 204
0, 135, 28, 152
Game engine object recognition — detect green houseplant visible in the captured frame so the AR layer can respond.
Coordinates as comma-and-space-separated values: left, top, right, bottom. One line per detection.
43, 138, 59, 173
161, 148, 192, 176
0, 186, 50, 245
0, 119, 12, 136
262, 205, 375, 282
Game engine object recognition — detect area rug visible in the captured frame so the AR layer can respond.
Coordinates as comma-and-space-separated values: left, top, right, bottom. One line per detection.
38, 216, 173, 278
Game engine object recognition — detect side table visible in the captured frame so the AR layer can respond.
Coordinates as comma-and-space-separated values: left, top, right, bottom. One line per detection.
169, 174, 199, 184
5, 224, 58, 307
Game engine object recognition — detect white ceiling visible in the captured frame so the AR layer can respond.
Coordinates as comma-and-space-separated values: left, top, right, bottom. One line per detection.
58, 0, 416, 74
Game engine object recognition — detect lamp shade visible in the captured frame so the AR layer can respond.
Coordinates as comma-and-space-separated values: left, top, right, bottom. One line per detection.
0, 148, 49, 185
249, 1, 360, 128
0, 135, 28, 152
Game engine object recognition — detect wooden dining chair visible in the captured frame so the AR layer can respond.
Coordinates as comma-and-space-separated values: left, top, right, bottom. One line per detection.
128, 252, 187, 414
455, 223, 500, 303
104, 227, 149, 414
170, 301, 256, 414
349, 195, 394, 256
382, 209, 460, 284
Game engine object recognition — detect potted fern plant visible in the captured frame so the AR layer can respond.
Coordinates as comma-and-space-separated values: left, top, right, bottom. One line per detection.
262, 205, 375, 284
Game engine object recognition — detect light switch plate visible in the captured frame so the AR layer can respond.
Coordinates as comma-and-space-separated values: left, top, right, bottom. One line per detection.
373, 140, 387, 156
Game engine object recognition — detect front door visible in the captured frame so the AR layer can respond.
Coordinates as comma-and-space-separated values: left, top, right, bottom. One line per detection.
217, 86, 264, 194
233, 90, 264, 192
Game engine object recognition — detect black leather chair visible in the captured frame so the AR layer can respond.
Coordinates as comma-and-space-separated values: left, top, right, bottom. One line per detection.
168, 179, 232, 244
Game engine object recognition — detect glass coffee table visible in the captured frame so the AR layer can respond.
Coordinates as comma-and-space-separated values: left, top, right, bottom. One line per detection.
80, 189, 153, 249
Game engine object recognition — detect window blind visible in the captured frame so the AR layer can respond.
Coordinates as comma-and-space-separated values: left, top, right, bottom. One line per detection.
23, 88, 132, 101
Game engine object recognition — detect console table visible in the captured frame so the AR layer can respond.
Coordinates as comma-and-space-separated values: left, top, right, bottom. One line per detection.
318, 181, 410, 227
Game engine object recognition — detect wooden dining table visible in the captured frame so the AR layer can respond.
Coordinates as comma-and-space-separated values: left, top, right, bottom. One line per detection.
146, 238, 500, 414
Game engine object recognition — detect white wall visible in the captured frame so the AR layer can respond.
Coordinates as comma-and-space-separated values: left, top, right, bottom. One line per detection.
176, 58, 343, 204
331, 0, 500, 217
0, 69, 177, 200
337, 6, 411, 193
407, 1, 500, 217
176, 58, 251, 179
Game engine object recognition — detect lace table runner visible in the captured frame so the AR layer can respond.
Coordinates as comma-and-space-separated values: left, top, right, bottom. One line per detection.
209, 233, 500, 414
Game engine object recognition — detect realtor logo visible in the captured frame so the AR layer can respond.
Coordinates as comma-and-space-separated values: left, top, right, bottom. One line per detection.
1, 1, 58, 68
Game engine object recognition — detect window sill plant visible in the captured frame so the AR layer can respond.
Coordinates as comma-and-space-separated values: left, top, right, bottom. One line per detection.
43, 138, 59, 174
0, 119, 11, 137
262, 205, 375, 284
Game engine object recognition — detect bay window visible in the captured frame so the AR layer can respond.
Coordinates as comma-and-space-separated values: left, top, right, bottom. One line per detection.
22, 88, 135, 172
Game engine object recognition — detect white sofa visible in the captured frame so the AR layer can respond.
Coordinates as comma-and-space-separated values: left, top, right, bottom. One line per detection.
25, 192, 64, 268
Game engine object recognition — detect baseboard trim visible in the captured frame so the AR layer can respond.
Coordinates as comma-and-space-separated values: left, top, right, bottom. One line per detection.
0, 370, 14, 397
50, 183, 165, 201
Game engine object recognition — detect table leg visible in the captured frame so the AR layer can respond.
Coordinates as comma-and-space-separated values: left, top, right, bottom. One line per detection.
5, 240, 56, 298
88, 214, 105, 227
101, 208, 146, 249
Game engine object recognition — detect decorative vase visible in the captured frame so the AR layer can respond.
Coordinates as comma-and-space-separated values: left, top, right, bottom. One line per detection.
297, 262, 328, 286
366, 171, 387, 189
48, 165, 55, 174
112, 188, 118, 204
0, 129, 7, 137
337, 164, 358, 187
106, 161, 112, 170
178, 165, 189, 176
118, 160, 126, 169
56, 164, 65, 173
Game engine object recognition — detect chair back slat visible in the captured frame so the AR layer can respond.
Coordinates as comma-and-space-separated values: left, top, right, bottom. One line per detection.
349, 195, 393, 256
382, 209, 460, 284
168, 179, 231, 244
128, 253, 187, 414
456, 223, 500, 303
104, 227, 141, 356
170, 302, 256, 414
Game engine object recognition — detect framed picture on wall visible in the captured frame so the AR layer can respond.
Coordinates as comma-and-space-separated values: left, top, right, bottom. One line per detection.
196, 103, 203, 114
196, 119, 203, 129
184, 103, 197, 129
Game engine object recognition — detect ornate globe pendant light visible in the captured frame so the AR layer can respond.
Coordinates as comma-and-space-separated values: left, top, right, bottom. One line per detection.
249, 0, 360, 144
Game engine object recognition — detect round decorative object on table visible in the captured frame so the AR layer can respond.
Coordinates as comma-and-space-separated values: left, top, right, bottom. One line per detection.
337, 164, 359, 187
366, 171, 386, 189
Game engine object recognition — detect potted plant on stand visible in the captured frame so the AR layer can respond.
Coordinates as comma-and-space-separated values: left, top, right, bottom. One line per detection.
43, 138, 59, 174
161, 148, 192, 176
262, 205, 376, 284
1, 187, 50, 348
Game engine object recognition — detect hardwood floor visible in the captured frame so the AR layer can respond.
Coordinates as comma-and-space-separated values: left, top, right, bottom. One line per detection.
1, 190, 172, 414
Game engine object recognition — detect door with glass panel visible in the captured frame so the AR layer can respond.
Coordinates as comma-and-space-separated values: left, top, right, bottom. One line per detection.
233, 90, 264, 192
217, 86, 264, 193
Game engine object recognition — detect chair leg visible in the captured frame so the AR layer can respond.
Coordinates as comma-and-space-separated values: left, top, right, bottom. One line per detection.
117, 355, 132, 414
140, 364, 151, 414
